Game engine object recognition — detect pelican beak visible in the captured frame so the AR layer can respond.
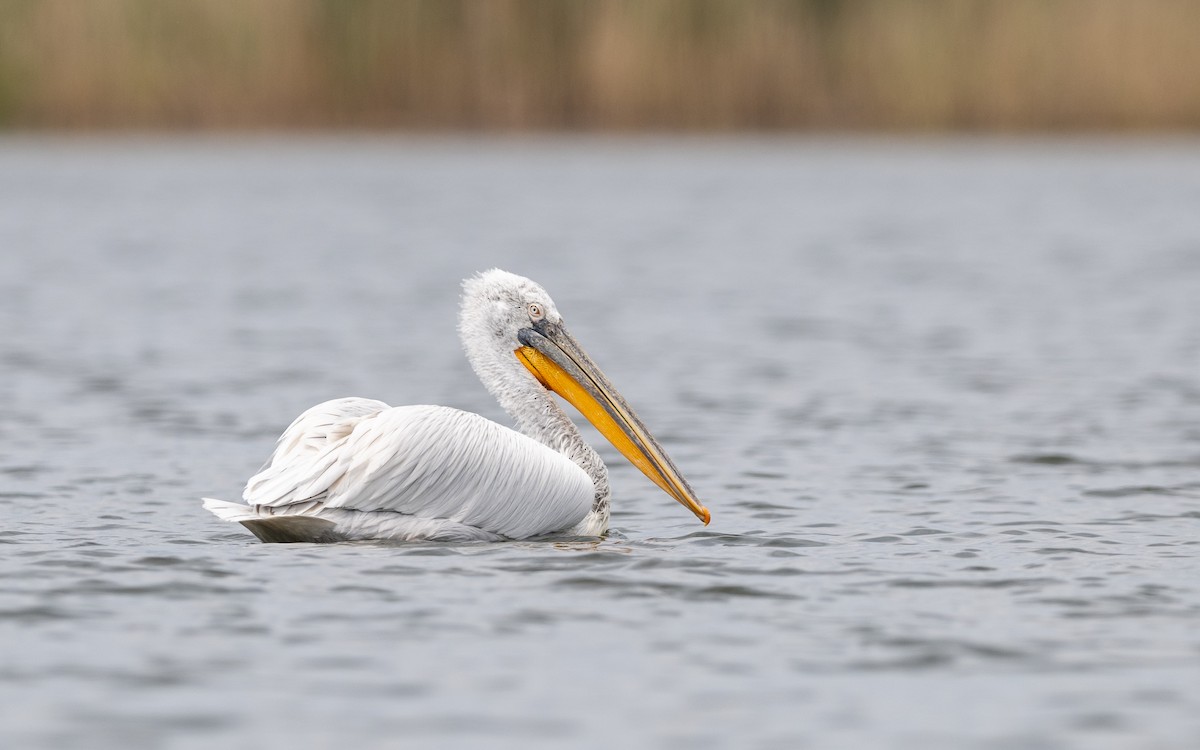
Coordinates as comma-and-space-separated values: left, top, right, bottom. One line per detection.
515, 320, 711, 525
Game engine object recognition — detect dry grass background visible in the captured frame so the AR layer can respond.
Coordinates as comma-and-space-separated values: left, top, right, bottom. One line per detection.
1, 0, 1198, 130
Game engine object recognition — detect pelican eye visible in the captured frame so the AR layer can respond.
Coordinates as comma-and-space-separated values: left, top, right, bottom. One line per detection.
527, 302, 545, 321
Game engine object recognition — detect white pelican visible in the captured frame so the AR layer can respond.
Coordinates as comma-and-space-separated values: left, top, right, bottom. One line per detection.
203, 269, 710, 543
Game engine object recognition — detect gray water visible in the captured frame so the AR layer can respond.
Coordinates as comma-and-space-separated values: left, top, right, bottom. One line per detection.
1, 137, 1198, 749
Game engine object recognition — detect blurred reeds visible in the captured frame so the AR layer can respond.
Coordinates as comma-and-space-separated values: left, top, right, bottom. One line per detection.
1, 0, 1198, 131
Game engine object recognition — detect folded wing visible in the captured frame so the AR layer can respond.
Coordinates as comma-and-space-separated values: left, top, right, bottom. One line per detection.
243, 397, 594, 539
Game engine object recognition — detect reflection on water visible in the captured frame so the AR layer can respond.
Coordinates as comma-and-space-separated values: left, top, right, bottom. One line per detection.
1, 137, 1199, 749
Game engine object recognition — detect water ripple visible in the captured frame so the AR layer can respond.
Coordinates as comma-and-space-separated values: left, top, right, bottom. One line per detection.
3, 139, 1200, 749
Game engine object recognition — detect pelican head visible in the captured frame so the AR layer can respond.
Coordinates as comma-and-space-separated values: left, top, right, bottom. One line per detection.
459, 269, 710, 526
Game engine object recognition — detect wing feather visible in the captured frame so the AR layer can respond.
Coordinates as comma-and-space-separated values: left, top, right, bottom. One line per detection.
244, 398, 593, 539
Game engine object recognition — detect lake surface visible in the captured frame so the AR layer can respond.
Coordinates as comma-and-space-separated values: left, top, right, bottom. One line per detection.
1, 137, 1198, 749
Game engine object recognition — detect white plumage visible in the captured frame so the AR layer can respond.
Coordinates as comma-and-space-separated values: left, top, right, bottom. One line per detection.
203, 269, 708, 543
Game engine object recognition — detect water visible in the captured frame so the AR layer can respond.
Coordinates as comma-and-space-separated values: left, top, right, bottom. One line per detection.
2, 137, 1199, 749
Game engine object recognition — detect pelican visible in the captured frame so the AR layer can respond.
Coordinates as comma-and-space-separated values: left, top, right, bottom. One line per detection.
202, 269, 710, 543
